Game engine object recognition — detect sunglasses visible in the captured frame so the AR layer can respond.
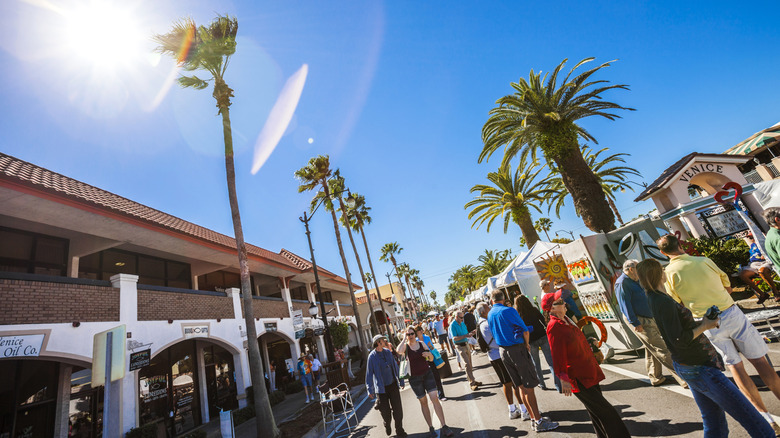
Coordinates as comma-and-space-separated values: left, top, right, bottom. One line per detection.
407, 332, 415, 336
551, 301, 565, 306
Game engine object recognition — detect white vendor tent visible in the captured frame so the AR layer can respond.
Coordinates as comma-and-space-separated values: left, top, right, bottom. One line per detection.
493, 241, 561, 303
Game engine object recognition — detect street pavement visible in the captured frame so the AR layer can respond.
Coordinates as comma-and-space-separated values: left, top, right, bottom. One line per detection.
330, 342, 780, 438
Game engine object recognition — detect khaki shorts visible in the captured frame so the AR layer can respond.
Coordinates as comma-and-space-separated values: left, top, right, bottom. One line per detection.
704, 305, 768, 366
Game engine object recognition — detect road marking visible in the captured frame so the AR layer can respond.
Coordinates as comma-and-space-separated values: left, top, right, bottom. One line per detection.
326, 391, 369, 438
461, 377, 491, 438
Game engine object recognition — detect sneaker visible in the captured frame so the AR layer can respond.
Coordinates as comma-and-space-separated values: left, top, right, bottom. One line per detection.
771, 422, 780, 437
470, 383, 479, 391
651, 376, 667, 387
385, 424, 392, 436
441, 425, 454, 437
521, 410, 531, 421
473, 381, 483, 386
509, 410, 522, 419
439, 396, 447, 401
305, 397, 310, 403
533, 418, 559, 432
429, 426, 438, 437
396, 430, 408, 438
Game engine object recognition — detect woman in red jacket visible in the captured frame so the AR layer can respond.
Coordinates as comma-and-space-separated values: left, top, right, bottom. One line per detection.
542, 291, 631, 438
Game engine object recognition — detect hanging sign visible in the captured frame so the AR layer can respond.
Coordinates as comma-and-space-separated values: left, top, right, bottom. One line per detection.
129, 349, 151, 371
293, 309, 305, 339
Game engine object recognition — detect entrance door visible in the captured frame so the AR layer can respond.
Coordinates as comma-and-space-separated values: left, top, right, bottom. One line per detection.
69, 389, 103, 438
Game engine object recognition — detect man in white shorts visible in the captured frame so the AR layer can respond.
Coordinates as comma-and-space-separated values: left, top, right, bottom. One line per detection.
658, 234, 780, 433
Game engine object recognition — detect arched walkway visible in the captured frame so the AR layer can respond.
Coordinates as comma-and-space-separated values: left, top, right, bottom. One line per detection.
259, 331, 295, 393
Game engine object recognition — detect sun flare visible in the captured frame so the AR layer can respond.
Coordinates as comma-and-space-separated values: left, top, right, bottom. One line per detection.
63, 2, 146, 71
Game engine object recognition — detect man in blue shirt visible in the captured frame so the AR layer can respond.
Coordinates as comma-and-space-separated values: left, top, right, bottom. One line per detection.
616, 259, 686, 388
488, 290, 558, 432
449, 310, 481, 390
366, 334, 407, 437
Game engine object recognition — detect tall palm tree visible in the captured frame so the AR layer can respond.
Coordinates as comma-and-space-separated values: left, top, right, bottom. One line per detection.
324, 171, 380, 336
449, 264, 480, 297
465, 157, 555, 249
380, 242, 409, 317
295, 156, 367, 358
547, 146, 642, 225
153, 16, 277, 438
430, 290, 437, 305
480, 57, 634, 233
534, 217, 553, 240
411, 273, 427, 306
396, 262, 417, 317
346, 194, 392, 336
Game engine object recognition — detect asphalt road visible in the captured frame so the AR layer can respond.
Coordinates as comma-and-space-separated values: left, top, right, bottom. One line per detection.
330, 342, 780, 438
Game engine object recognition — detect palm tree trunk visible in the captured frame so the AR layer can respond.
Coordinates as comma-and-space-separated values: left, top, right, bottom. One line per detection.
543, 230, 550, 240
322, 183, 368, 360
336, 199, 379, 336
607, 197, 624, 225
404, 276, 416, 317
392, 260, 409, 320
221, 108, 278, 438
514, 207, 540, 249
553, 150, 616, 233
361, 228, 393, 337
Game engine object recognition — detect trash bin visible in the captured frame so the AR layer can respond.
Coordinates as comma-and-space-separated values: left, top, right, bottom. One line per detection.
437, 350, 453, 378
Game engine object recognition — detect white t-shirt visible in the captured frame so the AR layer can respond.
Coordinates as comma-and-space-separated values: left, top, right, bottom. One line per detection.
311, 358, 322, 371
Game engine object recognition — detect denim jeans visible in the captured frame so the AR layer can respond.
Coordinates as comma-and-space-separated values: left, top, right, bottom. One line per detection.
673, 361, 774, 438
529, 336, 561, 391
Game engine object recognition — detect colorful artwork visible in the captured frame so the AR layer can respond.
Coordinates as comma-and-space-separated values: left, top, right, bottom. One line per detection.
567, 258, 596, 285
535, 254, 568, 284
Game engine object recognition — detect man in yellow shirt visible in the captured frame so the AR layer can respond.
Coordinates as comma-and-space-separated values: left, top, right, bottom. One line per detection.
658, 234, 780, 433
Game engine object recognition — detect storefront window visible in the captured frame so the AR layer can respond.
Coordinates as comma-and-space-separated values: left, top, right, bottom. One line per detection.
69, 368, 103, 438
203, 346, 237, 418
0, 360, 58, 438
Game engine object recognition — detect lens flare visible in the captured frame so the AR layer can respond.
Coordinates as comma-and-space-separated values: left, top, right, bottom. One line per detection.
251, 64, 309, 175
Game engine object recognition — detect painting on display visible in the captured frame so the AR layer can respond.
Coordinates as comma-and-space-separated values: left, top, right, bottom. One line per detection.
566, 258, 597, 285
534, 254, 568, 284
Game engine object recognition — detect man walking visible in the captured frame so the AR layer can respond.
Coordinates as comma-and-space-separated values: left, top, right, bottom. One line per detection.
764, 208, 780, 273
488, 289, 559, 432
477, 302, 530, 420
658, 234, 780, 434
367, 334, 407, 437
448, 310, 481, 390
433, 315, 452, 355
616, 259, 687, 388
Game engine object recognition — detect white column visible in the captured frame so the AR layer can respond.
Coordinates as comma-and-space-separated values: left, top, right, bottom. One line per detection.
226, 287, 243, 320
111, 273, 139, 324
196, 342, 210, 423
334, 300, 342, 317
235, 349, 250, 408
306, 282, 316, 302
681, 213, 709, 238
666, 217, 689, 239
67, 256, 79, 278
281, 286, 293, 318
121, 370, 139, 435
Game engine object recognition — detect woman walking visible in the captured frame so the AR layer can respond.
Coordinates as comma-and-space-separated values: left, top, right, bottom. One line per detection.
269, 359, 277, 392
515, 294, 560, 392
415, 325, 447, 401
637, 259, 774, 438
398, 326, 454, 437
542, 291, 631, 438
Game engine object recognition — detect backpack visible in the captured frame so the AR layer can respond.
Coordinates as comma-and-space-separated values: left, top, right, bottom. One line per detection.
475, 320, 490, 353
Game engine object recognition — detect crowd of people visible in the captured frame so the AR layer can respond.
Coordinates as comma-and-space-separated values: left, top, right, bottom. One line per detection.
363, 207, 780, 437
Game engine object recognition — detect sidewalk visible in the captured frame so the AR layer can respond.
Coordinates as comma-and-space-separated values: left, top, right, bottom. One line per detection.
201, 360, 363, 437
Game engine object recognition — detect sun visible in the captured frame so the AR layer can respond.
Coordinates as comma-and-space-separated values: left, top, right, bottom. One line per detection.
63, 2, 146, 71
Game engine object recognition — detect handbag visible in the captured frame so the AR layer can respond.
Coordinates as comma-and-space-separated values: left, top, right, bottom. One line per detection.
430, 347, 445, 369
398, 358, 410, 381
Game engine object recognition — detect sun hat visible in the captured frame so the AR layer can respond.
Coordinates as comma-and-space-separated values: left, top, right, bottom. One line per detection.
372, 334, 388, 347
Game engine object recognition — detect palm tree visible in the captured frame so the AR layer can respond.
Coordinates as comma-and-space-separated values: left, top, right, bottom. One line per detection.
396, 262, 417, 317
380, 242, 409, 316
449, 264, 480, 297
465, 157, 555, 248
534, 217, 553, 240
295, 156, 367, 359
322, 171, 380, 336
153, 16, 277, 438
547, 146, 642, 225
480, 57, 634, 233
430, 290, 437, 306
477, 249, 513, 281
345, 194, 393, 336
411, 273, 427, 306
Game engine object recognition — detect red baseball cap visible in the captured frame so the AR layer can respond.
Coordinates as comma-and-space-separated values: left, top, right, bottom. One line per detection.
541, 290, 564, 312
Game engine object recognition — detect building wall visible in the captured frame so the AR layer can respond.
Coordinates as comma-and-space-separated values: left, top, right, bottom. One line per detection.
137, 289, 234, 321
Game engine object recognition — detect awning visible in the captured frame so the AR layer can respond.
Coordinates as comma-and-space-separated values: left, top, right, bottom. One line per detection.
724, 125, 780, 156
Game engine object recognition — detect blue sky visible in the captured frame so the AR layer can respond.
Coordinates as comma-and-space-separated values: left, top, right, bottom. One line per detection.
1, 0, 778, 304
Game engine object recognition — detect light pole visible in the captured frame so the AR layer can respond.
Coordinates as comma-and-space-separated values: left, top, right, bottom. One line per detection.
299, 190, 356, 363
554, 229, 576, 241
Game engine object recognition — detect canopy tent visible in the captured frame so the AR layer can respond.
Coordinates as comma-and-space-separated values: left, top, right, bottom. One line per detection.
753, 180, 780, 209
492, 241, 561, 303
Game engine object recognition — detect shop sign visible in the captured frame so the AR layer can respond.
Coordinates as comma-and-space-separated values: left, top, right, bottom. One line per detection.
182, 324, 209, 339
313, 327, 325, 336
678, 162, 725, 182
129, 349, 151, 371
0, 334, 44, 358
293, 309, 304, 339
141, 375, 168, 403
264, 323, 277, 332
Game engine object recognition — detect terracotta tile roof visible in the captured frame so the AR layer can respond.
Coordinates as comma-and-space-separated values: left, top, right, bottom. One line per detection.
0, 152, 298, 270
280, 249, 312, 270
